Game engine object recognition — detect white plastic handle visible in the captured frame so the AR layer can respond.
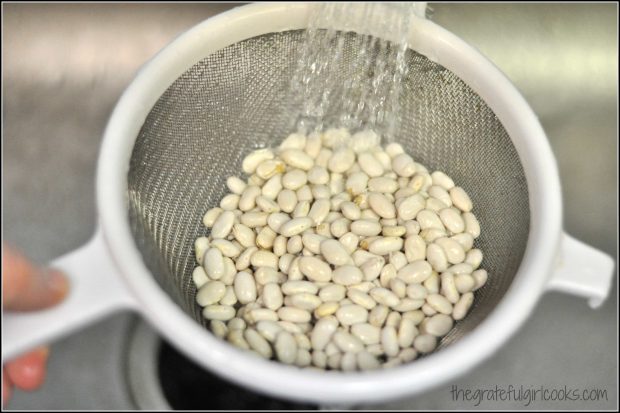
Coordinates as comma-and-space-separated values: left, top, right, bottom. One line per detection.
1, 230, 138, 362
546, 232, 615, 308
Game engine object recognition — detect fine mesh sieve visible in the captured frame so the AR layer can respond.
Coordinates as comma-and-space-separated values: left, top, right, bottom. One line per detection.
127, 29, 529, 351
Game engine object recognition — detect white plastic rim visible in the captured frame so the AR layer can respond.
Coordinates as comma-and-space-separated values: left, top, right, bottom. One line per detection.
97, 2, 563, 404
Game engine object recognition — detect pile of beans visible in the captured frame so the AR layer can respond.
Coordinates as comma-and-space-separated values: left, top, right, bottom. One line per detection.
192, 129, 486, 371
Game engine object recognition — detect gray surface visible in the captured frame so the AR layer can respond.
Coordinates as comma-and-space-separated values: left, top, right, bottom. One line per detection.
2, 3, 617, 410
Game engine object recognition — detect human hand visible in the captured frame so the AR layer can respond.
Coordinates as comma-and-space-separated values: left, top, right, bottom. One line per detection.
2, 245, 69, 407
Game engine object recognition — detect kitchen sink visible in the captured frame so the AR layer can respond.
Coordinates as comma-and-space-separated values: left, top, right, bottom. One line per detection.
3, 3, 616, 409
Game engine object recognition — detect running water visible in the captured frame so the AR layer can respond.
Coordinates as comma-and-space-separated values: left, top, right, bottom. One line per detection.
290, 2, 420, 142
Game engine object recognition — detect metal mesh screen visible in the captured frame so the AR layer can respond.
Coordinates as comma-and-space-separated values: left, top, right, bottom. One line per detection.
127, 30, 529, 349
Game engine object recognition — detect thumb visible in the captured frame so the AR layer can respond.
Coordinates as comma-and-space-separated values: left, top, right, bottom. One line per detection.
2, 245, 70, 311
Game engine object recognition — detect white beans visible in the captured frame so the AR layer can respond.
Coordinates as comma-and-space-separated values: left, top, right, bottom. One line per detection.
336, 304, 368, 325
194, 130, 488, 371
423, 314, 453, 336
196, 281, 226, 306
192, 266, 209, 289
368, 193, 396, 219
439, 208, 465, 234
351, 219, 382, 236
368, 237, 403, 255
280, 149, 314, 171
404, 235, 426, 263
381, 326, 399, 357
203, 305, 236, 321
392, 153, 416, 177
449, 186, 473, 212
358, 152, 384, 177
453, 292, 474, 320
320, 239, 351, 266
279, 217, 313, 237
463, 212, 481, 238
413, 334, 437, 353
204, 248, 225, 279
435, 237, 465, 264
242, 149, 274, 174
275, 331, 298, 364
333, 331, 364, 353
397, 260, 433, 284
299, 257, 332, 282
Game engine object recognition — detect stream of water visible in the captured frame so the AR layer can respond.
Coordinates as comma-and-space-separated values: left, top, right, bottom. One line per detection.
291, 2, 419, 142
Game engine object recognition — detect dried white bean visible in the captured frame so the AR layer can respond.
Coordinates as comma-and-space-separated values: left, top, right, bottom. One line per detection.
245, 329, 273, 359
346, 172, 369, 195
320, 239, 352, 266
333, 331, 364, 353
358, 152, 384, 177
462, 212, 481, 238
280, 132, 307, 150
262, 283, 284, 310
314, 301, 339, 318
241, 211, 269, 228
333, 265, 364, 286
299, 257, 332, 282
451, 232, 474, 251
256, 227, 277, 250
368, 237, 403, 255
336, 304, 368, 325
426, 294, 453, 314
250, 250, 278, 269
453, 292, 474, 320
397, 318, 418, 348
277, 307, 311, 323
319, 284, 346, 302
397, 260, 432, 284
280, 149, 313, 170
431, 171, 455, 190
281, 280, 319, 296
472, 269, 488, 291
450, 186, 473, 212
290, 293, 322, 311
465, 248, 483, 269
275, 331, 298, 364
279, 217, 313, 237
381, 326, 399, 357
427, 243, 449, 272
413, 334, 437, 354
282, 169, 308, 190
256, 159, 285, 180
192, 266, 209, 289
204, 248, 225, 280
455, 273, 475, 293
417, 209, 445, 230
424, 314, 453, 337
203, 305, 235, 321
440, 272, 460, 304
435, 237, 466, 264
203, 208, 223, 228
196, 280, 226, 306
232, 224, 255, 248
368, 193, 396, 219
211, 320, 228, 339
439, 208, 465, 234
392, 153, 416, 177
238, 185, 261, 211
402, 235, 425, 264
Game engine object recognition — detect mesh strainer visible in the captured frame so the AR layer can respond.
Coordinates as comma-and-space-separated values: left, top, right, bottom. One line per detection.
4, 3, 614, 405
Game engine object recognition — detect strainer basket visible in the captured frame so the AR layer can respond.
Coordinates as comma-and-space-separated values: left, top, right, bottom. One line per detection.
4, 2, 613, 404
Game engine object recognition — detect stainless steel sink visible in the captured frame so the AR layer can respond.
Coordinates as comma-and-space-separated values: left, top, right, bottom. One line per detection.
3, 3, 616, 409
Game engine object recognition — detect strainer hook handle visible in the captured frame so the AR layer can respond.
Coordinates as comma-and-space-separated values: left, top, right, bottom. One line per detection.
2, 229, 139, 362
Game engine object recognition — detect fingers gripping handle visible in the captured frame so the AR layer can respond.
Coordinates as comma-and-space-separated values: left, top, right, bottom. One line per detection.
2, 231, 138, 361
547, 232, 615, 308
